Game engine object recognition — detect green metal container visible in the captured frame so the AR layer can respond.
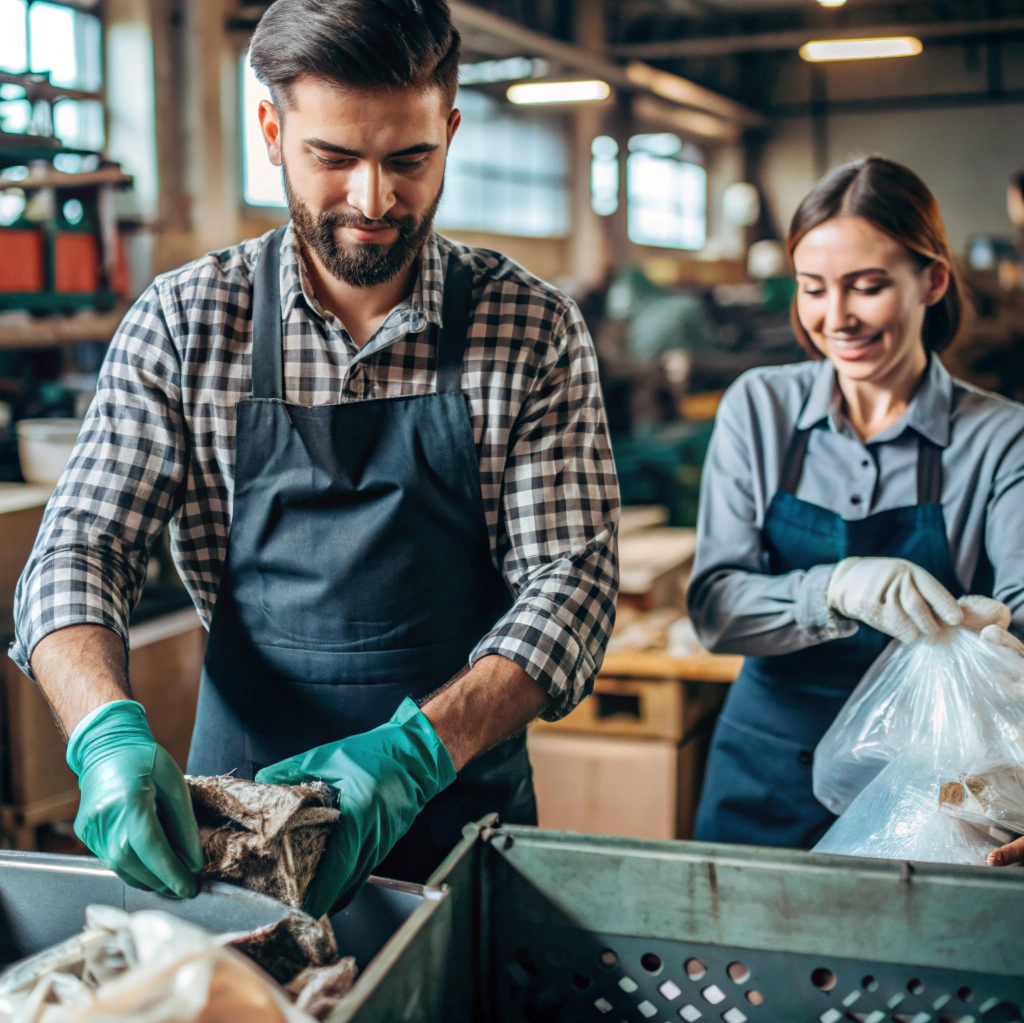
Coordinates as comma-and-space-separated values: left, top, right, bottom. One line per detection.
332, 817, 1024, 1023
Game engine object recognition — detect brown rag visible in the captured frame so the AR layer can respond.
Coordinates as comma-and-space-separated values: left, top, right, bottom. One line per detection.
187, 775, 340, 910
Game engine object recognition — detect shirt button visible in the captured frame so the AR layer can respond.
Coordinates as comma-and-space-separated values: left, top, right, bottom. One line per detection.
798, 750, 813, 766
850, 495, 862, 505
861, 460, 870, 468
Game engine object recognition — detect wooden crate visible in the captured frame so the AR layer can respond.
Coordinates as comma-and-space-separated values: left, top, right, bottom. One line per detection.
528, 729, 713, 841
529, 675, 726, 840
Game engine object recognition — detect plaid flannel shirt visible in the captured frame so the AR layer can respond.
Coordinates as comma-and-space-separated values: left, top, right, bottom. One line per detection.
11, 227, 620, 719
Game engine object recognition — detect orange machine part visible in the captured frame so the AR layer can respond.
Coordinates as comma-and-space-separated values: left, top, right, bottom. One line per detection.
54, 232, 100, 294
0, 229, 45, 293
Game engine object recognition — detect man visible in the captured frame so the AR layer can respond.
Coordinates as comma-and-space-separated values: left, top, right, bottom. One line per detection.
12, 0, 619, 918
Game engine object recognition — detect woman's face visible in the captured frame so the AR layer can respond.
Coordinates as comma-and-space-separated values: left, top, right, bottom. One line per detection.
792, 216, 949, 383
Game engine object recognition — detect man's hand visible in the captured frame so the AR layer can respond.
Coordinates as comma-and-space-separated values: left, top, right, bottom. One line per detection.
31, 625, 203, 898
256, 697, 456, 918
256, 655, 549, 916
987, 836, 1024, 867
67, 700, 203, 897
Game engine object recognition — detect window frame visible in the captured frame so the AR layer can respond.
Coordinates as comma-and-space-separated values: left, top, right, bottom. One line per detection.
0, 0, 108, 154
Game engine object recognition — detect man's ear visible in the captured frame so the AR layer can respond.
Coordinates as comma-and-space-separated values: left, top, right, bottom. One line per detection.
258, 99, 283, 167
446, 107, 461, 148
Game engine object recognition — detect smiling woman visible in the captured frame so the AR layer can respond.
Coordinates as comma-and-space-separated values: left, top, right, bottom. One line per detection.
687, 155, 1024, 859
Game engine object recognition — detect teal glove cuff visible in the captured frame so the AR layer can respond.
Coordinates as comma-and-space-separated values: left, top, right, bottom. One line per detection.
392, 697, 457, 794
67, 700, 151, 776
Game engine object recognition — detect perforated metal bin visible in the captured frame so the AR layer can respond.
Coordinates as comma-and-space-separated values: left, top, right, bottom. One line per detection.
336, 818, 1024, 1023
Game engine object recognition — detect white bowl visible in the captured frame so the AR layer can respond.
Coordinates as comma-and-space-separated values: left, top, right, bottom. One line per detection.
16, 418, 84, 486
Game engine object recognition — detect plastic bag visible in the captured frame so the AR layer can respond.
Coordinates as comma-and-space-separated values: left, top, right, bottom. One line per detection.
812, 626, 1024, 864
0, 906, 314, 1023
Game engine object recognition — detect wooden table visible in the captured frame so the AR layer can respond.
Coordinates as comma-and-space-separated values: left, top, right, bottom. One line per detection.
599, 649, 744, 684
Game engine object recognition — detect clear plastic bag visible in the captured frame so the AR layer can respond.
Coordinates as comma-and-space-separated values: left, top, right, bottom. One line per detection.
812, 626, 1024, 864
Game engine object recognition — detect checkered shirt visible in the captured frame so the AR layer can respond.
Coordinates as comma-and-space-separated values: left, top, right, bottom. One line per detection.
11, 227, 620, 720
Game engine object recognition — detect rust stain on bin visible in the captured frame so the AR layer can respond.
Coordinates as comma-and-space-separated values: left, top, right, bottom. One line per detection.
707, 862, 719, 922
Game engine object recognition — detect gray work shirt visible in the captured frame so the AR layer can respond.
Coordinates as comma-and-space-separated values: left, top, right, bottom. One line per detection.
688, 355, 1024, 655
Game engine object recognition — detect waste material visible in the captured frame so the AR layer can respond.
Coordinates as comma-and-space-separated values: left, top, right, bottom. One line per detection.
188, 775, 340, 910
938, 762, 1024, 834
0, 904, 357, 1023
812, 626, 1024, 864
226, 912, 338, 985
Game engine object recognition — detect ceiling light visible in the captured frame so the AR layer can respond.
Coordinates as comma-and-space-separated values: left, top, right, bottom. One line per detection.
507, 80, 611, 105
800, 37, 923, 61
817, 0, 847, 6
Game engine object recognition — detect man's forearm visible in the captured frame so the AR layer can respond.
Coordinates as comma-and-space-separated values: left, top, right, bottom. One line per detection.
30, 625, 131, 741
421, 655, 549, 772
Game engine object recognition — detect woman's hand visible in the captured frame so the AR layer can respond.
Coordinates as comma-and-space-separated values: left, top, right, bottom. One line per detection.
957, 594, 1024, 656
827, 557, 963, 644
987, 836, 1024, 867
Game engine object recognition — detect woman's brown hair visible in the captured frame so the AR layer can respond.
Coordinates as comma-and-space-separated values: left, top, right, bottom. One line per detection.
785, 156, 969, 358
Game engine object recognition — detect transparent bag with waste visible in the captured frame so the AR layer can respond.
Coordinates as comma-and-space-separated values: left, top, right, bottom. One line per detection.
812, 626, 1024, 864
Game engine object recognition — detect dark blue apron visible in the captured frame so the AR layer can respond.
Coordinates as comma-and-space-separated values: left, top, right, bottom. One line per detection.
694, 421, 971, 849
187, 227, 536, 882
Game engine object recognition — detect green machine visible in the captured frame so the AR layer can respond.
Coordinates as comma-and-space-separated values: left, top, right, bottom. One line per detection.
336, 818, 1024, 1022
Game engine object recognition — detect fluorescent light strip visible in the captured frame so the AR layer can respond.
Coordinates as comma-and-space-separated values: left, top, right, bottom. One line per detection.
507, 80, 611, 105
800, 37, 923, 61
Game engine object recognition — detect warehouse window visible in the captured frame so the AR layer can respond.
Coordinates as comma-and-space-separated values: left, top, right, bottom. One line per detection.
591, 135, 619, 217
436, 89, 570, 238
0, 0, 105, 151
627, 133, 706, 251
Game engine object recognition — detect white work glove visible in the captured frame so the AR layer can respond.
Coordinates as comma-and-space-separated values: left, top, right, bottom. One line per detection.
958, 594, 1024, 657
827, 557, 963, 645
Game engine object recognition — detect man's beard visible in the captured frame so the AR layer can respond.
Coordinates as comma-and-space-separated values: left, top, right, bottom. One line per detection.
284, 169, 443, 288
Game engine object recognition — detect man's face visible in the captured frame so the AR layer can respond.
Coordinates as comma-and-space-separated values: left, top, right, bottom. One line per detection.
259, 77, 459, 287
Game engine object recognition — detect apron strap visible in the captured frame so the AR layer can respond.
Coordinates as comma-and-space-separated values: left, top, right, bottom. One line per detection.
251, 226, 288, 400
916, 436, 943, 505
435, 256, 475, 395
777, 428, 811, 496
779, 429, 943, 506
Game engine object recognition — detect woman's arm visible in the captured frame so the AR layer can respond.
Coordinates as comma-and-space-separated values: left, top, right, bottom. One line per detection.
687, 380, 857, 656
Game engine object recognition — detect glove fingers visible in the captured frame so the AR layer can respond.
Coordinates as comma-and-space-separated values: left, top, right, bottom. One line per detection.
152, 756, 205, 875
959, 595, 1012, 632
131, 812, 199, 899
110, 845, 178, 898
982, 624, 1024, 658
910, 569, 963, 627
255, 761, 306, 785
898, 580, 943, 639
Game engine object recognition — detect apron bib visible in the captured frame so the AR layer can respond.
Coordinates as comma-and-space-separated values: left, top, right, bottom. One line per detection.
694, 424, 972, 849
187, 228, 536, 881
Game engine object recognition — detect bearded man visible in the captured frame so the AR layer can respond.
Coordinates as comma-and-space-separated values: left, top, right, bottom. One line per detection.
12, 0, 619, 916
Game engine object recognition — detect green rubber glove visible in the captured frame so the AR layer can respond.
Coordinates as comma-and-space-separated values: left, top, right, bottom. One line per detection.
256, 697, 456, 918
66, 700, 203, 899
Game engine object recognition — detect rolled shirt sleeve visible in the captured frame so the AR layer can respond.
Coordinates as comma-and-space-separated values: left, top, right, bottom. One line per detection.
11, 286, 187, 677
470, 301, 620, 720
687, 375, 856, 657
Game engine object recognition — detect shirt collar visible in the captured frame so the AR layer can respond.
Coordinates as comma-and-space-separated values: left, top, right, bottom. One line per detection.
795, 353, 953, 448
279, 223, 445, 335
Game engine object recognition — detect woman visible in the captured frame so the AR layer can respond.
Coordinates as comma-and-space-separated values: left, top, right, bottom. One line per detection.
689, 157, 1024, 861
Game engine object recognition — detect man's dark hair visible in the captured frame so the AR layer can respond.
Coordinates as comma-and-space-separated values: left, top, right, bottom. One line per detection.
250, 0, 461, 111
1012, 170, 1024, 196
